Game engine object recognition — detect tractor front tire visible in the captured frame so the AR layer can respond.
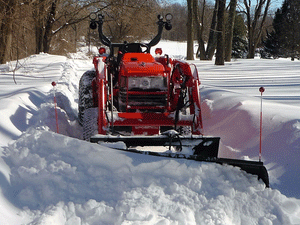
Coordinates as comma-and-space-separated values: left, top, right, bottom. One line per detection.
78, 70, 96, 126
82, 107, 98, 141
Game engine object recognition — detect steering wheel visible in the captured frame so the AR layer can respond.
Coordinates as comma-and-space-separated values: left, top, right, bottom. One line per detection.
123, 43, 150, 53
139, 43, 150, 53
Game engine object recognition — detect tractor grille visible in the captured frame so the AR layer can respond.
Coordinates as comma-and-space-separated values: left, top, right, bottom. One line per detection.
119, 91, 167, 111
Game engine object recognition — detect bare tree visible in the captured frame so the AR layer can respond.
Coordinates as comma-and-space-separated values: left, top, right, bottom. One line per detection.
0, 0, 175, 63
194, 0, 206, 59
224, 0, 237, 61
32, 0, 94, 54
43, 0, 59, 53
102, 0, 158, 43
242, 0, 271, 58
215, 0, 226, 65
192, 0, 218, 60
1, 0, 109, 62
203, 0, 219, 60
187, 0, 194, 60
0, 0, 17, 64
161, 3, 188, 41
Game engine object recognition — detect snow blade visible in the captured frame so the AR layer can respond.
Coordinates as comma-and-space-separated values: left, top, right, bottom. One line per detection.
215, 158, 269, 188
90, 134, 220, 159
90, 134, 269, 187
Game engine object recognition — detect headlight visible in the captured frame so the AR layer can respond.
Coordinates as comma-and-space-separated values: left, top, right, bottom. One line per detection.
150, 77, 165, 89
128, 76, 167, 90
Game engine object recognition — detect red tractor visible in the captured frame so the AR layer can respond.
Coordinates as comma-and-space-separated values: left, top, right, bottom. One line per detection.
78, 13, 269, 187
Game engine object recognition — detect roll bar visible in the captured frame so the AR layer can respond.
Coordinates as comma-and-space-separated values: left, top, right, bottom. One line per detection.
89, 13, 172, 49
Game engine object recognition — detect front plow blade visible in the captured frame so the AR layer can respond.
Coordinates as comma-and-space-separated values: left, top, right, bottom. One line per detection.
91, 135, 220, 159
90, 134, 269, 187
215, 158, 269, 188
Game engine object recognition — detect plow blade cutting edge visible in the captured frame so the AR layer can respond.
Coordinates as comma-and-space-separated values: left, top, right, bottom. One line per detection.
90, 135, 269, 187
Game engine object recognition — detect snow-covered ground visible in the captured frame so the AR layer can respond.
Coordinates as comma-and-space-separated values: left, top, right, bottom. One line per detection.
0, 42, 300, 224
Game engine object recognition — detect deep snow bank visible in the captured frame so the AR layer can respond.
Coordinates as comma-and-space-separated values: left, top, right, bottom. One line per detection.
0, 54, 67, 146
195, 58, 300, 198
0, 53, 93, 224
3, 128, 300, 224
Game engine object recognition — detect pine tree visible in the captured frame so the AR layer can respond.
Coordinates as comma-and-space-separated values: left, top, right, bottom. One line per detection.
231, 13, 247, 58
263, 0, 300, 59
262, 30, 280, 58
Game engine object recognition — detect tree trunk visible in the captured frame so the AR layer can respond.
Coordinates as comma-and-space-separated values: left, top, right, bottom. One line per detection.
35, 25, 44, 53
42, 0, 58, 53
205, 0, 219, 60
194, 0, 207, 60
186, 0, 194, 60
224, 0, 237, 62
248, 36, 255, 58
33, 0, 45, 54
244, 0, 271, 58
215, 0, 226, 65
0, 0, 17, 64
0, 20, 13, 64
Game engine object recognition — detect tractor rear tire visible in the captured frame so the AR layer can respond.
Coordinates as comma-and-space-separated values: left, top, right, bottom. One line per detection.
78, 70, 96, 126
82, 107, 98, 141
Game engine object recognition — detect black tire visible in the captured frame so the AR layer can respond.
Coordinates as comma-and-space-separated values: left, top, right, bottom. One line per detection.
78, 70, 96, 126
82, 107, 98, 141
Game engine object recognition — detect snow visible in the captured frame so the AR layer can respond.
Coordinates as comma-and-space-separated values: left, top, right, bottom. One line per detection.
0, 42, 300, 224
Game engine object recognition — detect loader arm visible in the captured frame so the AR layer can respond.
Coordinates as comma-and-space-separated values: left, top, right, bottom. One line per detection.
147, 14, 172, 47
90, 13, 173, 50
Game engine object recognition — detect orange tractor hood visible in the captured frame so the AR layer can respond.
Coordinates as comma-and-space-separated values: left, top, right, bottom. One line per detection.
120, 53, 165, 76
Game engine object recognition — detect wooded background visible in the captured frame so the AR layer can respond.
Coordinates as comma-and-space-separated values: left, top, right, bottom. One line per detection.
0, 0, 298, 65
